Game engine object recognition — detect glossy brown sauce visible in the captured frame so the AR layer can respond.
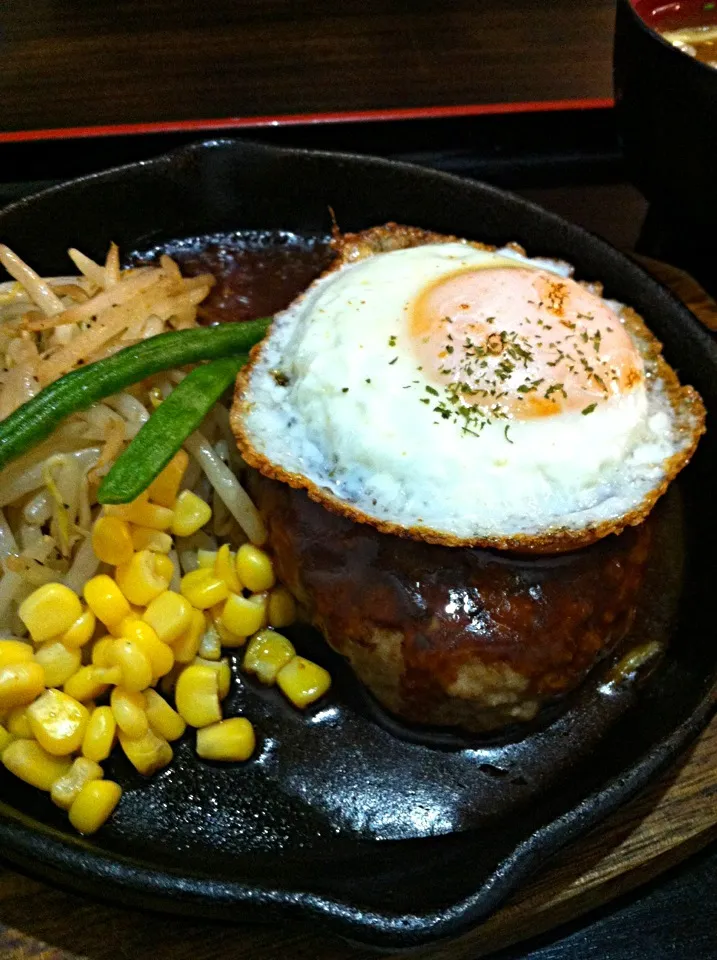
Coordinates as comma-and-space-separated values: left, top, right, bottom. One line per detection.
130, 230, 335, 324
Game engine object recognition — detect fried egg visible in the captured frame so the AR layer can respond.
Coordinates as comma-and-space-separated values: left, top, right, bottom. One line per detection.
232, 225, 705, 552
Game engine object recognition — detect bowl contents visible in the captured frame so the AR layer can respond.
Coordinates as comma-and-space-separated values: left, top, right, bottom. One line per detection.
636, 1, 717, 65
0, 238, 332, 834
232, 224, 705, 553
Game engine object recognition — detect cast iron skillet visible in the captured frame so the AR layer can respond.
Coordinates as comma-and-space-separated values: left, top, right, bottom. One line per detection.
0, 139, 716, 950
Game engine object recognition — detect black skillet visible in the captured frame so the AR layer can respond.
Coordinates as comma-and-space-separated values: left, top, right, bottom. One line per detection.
0, 139, 716, 950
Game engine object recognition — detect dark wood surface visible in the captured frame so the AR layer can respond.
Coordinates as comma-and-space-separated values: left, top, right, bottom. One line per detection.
4, 0, 615, 135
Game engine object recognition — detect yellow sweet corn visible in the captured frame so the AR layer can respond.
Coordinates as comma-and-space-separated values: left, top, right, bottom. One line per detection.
6, 706, 32, 739
142, 591, 192, 645
158, 662, 184, 696
110, 687, 148, 739
118, 618, 174, 681
51, 756, 104, 810
180, 568, 229, 610
243, 630, 295, 685
0, 640, 33, 669
193, 656, 231, 701
83, 575, 131, 630
59, 608, 96, 648
64, 665, 120, 702
116, 550, 173, 606
172, 609, 205, 663
27, 689, 89, 756
196, 717, 255, 762
0, 723, 13, 754
3, 739, 72, 791
144, 689, 186, 742
110, 638, 153, 692
146, 449, 188, 508
130, 526, 172, 554
19, 583, 83, 643
175, 664, 221, 727
0, 662, 45, 712
68, 779, 122, 834
91, 636, 115, 668
118, 727, 172, 776
236, 544, 275, 594
214, 544, 241, 593
277, 657, 331, 709
267, 587, 297, 629
220, 592, 266, 642
105, 494, 174, 531
82, 705, 116, 762
198, 621, 222, 660
171, 490, 212, 537
33, 640, 81, 687
91, 515, 134, 566
196, 549, 217, 569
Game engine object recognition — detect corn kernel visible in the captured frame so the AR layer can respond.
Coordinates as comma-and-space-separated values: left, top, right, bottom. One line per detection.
3, 739, 72, 790
64, 665, 119, 702
116, 550, 173, 606
51, 756, 104, 810
0, 640, 33, 669
198, 620, 222, 660
110, 687, 148, 739
68, 779, 122, 834
196, 549, 217, 569
19, 583, 82, 643
0, 723, 13, 754
83, 575, 131, 630
0, 662, 45, 712
91, 636, 115, 668
180, 568, 229, 610
175, 664, 221, 727
6, 706, 33, 738
110, 638, 153, 692
236, 544, 275, 594
130, 526, 172, 554
171, 490, 212, 537
193, 656, 231, 700
214, 544, 241, 593
159, 662, 183, 696
118, 727, 172, 775
146, 450, 188, 508
82, 705, 116, 762
142, 591, 192, 644
91, 515, 134, 566
34, 641, 81, 688
144, 689, 186, 741
196, 717, 255, 762
105, 494, 174, 531
27, 689, 89, 756
220, 592, 266, 642
59, 608, 96, 649
243, 629, 295, 685
277, 657, 331, 709
268, 587, 297, 629
118, 619, 174, 681
173, 609, 205, 663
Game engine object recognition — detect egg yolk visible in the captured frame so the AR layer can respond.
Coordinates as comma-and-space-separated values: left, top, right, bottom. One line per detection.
411, 267, 643, 420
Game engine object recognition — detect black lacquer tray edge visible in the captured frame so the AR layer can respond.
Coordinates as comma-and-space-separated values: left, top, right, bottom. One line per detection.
0, 138, 716, 950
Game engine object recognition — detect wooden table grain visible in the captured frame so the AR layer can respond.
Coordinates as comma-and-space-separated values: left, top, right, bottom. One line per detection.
3, 0, 616, 135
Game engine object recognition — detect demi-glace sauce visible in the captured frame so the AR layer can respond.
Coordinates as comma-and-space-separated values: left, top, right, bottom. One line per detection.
131, 231, 335, 324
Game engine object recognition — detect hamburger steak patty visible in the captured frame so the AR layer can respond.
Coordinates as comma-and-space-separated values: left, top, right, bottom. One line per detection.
250, 473, 651, 733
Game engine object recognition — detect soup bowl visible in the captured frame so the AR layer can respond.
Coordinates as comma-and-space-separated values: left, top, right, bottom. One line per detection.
614, 0, 717, 227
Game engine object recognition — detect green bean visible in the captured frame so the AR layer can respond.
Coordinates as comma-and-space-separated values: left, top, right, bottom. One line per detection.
98, 354, 247, 504
0, 320, 269, 473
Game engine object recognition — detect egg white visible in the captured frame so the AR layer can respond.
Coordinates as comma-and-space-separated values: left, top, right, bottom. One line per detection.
235, 241, 699, 546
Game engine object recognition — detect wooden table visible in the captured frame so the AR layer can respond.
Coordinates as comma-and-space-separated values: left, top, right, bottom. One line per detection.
3, 0, 615, 139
